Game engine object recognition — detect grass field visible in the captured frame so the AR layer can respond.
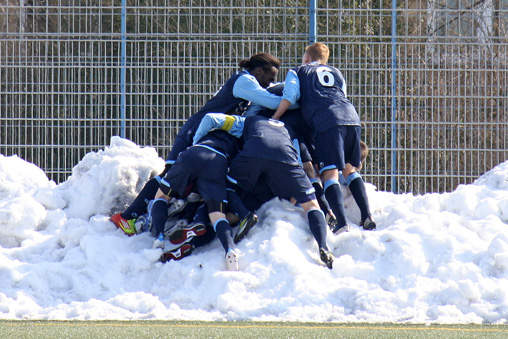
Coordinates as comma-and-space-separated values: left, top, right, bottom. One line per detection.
1, 320, 507, 338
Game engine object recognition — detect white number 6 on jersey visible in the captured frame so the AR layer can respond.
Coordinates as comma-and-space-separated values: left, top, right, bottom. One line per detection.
317, 66, 335, 87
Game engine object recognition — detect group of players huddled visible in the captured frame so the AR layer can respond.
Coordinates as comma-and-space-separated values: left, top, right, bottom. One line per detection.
110, 42, 376, 271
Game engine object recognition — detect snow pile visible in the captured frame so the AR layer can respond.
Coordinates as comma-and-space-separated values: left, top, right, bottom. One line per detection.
0, 137, 507, 323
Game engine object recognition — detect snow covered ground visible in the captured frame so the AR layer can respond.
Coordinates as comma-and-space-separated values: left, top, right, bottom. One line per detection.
1, 137, 507, 323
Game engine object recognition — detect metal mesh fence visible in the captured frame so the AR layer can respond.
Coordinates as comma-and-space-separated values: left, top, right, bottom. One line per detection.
1, 0, 507, 194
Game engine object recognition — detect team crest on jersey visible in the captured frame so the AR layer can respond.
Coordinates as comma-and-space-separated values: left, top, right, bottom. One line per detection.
268, 119, 285, 127
319, 162, 325, 169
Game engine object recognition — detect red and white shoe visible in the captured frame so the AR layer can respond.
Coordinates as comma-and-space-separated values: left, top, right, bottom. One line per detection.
169, 222, 206, 245
159, 244, 193, 263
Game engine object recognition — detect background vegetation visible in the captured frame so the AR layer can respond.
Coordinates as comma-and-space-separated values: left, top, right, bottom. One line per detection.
1, 0, 507, 193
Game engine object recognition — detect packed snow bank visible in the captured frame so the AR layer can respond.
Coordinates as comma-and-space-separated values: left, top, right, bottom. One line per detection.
0, 137, 507, 324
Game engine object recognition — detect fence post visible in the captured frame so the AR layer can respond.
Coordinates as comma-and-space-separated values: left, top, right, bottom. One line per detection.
120, 0, 127, 138
309, 0, 316, 43
391, 0, 398, 192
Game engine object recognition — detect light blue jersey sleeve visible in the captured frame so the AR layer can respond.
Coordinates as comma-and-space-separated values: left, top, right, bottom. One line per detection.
281, 69, 301, 105
244, 101, 300, 117
243, 80, 299, 117
193, 113, 246, 144
232, 73, 282, 110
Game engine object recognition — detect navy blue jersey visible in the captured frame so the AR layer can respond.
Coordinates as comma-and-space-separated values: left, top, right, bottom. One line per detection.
179, 70, 250, 139
167, 71, 249, 162
240, 115, 299, 165
251, 83, 316, 163
294, 64, 360, 132
199, 70, 251, 116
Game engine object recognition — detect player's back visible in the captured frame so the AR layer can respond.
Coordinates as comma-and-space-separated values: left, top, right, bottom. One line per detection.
240, 115, 299, 165
296, 63, 360, 131
195, 129, 240, 161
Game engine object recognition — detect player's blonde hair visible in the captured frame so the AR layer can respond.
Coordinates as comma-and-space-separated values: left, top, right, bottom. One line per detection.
305, 42, 330, 64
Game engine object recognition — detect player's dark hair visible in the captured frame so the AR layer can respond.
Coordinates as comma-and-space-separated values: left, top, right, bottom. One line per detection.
239, 53, 281, 72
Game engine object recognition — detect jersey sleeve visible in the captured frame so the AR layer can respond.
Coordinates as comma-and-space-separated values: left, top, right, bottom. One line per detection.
281, 69, 301, 105
193, 113, 246, 144
232, 74, 282, 110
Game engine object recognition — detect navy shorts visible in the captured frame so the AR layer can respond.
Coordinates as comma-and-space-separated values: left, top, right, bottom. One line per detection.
228, 156, 316, 205
236, 173, 277, 211
162, 145, 228, 204
315, 125, 361, 174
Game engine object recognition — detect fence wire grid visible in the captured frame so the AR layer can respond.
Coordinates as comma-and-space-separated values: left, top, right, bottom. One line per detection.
1, 0, 508, 194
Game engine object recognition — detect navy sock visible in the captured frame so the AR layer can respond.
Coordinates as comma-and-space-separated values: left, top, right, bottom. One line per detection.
348, 177, 371, 222
324, 181, 347, 227
150, 198, 169, 237
193, 204, 210, 224
214, 219, 233, 253
122, 177, 160, 220
311, 180, 331, 216
227, 189, 250, 220
307, 209, 328, 250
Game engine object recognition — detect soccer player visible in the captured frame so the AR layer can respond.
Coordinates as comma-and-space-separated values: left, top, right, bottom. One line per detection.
111, 53, 285, 235
151, 126, 242, 270
193, 113, 335, 269
338, 141, 375, 230
245, 83, 335, 226
271, 42, 375, 233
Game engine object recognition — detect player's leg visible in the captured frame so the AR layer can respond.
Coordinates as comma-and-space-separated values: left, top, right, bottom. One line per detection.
300, 200, 334, 269
209, 208, 239, 271
266, 162, 334, 269
113, 126, 191, 229
160, 203, 214, 264
149, 190, 172, 248
195, 154, 239, 271
226, 188, 258, 244
226, 155, 264, 244
316, 127, 349, 234
120, 176, 161, 220
342, 127, 376, 230
150, 147, 202, 247
341, 165, 376, 230
321, 168, 349, 234
110, 175, 162, 236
